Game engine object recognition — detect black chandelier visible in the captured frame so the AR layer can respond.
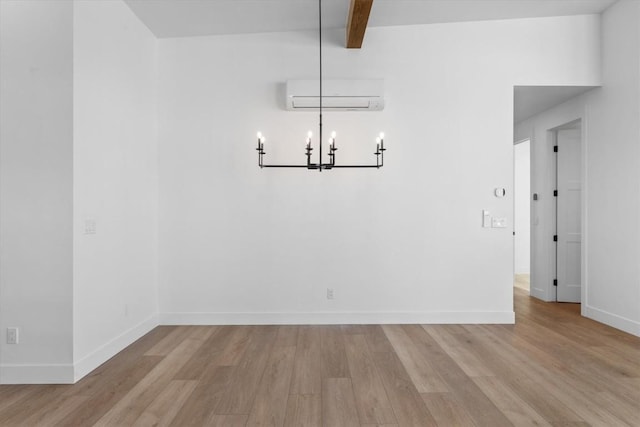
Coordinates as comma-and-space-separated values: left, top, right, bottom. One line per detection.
256, 0, 386, 171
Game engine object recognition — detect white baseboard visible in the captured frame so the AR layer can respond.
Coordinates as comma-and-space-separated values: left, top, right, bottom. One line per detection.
1, 315, 159, 385
0, 363, 75, 384
584, 305, 640, 337
73, 314, 159, 382
530, 287, 552, 302
160, 311, 515, 325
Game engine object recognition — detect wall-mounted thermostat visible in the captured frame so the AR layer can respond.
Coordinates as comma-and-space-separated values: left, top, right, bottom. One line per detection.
494, 187, 506, 198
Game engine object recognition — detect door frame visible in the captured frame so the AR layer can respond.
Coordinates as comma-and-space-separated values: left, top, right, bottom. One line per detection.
514, 104, 589, 313
513, 137, 531, 294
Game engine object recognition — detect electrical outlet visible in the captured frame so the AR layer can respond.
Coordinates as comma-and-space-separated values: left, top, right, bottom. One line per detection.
84, 217, 97, 235
7, 327, 18, 344
326, 288, 334, 300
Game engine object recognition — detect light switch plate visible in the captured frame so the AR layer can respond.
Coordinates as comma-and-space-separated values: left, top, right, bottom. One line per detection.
482, 210, 491, 228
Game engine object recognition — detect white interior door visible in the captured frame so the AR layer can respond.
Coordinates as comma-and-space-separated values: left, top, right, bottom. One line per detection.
556, 128, 581, 303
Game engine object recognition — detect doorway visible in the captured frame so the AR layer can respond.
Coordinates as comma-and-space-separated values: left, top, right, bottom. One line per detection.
514, 139, 530, 292
513, 86, 594, 305
554, 122, 582, 303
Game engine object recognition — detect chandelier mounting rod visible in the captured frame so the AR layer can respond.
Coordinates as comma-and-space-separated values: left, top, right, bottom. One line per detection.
318, 0, 323, 172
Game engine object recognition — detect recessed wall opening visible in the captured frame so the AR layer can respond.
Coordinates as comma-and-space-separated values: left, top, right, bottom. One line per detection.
514, 86, 594, 311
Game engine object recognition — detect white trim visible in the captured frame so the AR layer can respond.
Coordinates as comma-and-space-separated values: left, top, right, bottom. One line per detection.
160, 311, 515, 325
0, 315, 159, 384
530, 286, 552, 302
584, 305, 640, 337
72, 314, 159, 382
0, 363, 74, 384
580, 105, 590, 308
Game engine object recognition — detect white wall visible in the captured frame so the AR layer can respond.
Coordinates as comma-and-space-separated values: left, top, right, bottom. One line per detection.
72, 0, 159, 379
158, 15, 600, 324
0, 0, 74, 383
515, 1, 640, 336
514, 140, 531, 274
584, 0, 639, 335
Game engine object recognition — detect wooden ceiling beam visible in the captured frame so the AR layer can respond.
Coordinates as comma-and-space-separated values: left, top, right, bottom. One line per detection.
346, 0, 373, 48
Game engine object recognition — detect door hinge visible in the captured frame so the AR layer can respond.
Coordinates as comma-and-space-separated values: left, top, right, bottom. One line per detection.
553, 190, 558, 197
553, 235, 558, 242
554, 145, 558, 153
553, 279, 558, 287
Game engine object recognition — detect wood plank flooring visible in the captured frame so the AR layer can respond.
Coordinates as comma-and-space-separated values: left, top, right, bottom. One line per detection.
1, 288, 639, 426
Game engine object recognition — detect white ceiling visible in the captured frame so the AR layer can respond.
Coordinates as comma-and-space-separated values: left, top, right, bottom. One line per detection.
124, 0, 616, 39
122, 2, 607, 123
514, 86, 597, 123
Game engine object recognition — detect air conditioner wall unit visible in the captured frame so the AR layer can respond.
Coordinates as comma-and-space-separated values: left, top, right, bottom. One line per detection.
285, 79, 384, 111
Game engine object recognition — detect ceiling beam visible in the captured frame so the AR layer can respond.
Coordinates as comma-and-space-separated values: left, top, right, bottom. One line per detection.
346, 0, 373, 48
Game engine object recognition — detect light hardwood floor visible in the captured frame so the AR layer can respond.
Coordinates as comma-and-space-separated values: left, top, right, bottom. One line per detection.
1, 288, 639, 426
514, 274, 530, 291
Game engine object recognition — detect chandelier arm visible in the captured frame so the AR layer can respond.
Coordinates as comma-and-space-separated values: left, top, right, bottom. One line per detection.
258, 161, 383, 169
332, 165, 382, 168
257, 147, 384, 169
260, 165, 310, 168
